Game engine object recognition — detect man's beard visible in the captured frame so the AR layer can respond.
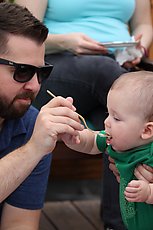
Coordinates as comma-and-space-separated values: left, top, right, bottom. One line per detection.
0, 91, 35, 120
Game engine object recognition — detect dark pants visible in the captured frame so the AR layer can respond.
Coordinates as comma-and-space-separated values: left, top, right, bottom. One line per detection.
34, 52, 127, 230
34, 52, 126, 126
102, 153, 127, 230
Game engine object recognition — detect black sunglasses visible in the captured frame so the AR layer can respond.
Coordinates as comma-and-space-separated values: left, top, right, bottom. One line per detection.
0, 58, 53, 84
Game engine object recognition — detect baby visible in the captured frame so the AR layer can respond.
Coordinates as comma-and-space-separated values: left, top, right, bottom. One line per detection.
61, 71, 153, 230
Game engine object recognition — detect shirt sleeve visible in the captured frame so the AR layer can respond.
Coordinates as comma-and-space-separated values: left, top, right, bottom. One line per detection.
6, 153, 52, 210
96, 130, 107, 153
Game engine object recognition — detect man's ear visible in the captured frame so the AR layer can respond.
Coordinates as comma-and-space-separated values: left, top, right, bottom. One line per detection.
141, 122, 153, 139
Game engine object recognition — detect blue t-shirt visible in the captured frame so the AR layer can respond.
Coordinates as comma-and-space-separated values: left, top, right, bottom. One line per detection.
0, 106, 52, 213
44, 0, 135, 43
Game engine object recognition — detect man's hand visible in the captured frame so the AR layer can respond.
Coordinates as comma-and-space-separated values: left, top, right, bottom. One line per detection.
29, 96, 84, 156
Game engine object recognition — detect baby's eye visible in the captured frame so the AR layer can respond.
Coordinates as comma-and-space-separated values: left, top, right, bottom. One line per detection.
113, 116, 120, 121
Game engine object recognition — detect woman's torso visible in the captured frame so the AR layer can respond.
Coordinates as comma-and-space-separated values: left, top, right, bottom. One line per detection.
44, 0, 135, 42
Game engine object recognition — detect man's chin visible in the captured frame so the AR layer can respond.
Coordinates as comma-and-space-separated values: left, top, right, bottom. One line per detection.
1, 105, 30, 120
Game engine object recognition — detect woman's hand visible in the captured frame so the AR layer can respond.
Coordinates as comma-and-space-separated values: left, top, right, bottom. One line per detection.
108, 156, 120, 182
122, 34, 143, 68
60, 33, 107, 55
108, 156, 153, 184
134, 164, 153, 183
123, 57, 141, 69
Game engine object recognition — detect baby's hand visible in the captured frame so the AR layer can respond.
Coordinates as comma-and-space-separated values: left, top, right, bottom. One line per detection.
61, 133, 81, 146
124, 180, 150, 203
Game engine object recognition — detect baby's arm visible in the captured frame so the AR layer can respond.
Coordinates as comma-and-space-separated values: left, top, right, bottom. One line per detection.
62, 129, 101, 154
124, 180, 153, 203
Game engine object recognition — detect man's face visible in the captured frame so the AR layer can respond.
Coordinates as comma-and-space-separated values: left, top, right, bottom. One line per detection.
0, 35, 45, 120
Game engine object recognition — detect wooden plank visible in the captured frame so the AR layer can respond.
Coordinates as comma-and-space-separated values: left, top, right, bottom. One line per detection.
43, 201, 98, 230
50, 158, 103, 180
73, 200, 104, 229
39, 211, 56, 230
50, 141, 103, 180
52, 142, 102, 160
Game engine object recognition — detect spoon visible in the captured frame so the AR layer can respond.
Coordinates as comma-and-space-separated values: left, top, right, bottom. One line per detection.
47, 89, 106, 137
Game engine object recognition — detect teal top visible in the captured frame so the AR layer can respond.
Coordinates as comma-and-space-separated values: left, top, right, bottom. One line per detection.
44, 0, 135, 45
97, 131, 153, 230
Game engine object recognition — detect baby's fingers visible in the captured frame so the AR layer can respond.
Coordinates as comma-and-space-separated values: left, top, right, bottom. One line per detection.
124, 186, 139, 202
124, 195, 138, 202
127, 180, 140, 188
124, 180, 140, 195
125, 186, 138, 193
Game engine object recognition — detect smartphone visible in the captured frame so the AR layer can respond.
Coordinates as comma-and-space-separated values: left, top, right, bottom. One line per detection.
100, 41, 139, 48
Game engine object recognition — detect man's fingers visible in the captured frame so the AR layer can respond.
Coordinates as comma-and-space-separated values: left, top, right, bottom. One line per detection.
45, 96, 76, 111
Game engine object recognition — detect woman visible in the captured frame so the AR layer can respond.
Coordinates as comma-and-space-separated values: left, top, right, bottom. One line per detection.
15, 1, 153, 229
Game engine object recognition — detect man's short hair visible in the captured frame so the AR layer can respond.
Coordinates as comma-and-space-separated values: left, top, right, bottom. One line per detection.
0, 2, 48, 54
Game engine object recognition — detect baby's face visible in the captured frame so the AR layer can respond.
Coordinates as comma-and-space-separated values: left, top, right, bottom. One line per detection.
104, 89, 146, 152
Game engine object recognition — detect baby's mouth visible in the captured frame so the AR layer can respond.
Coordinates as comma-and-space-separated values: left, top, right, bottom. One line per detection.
105, 132, 112, 145
106, 133, 112, 140
98, 131, 112, 141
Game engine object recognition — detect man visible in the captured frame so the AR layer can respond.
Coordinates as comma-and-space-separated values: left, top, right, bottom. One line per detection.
0, 2, 83, 229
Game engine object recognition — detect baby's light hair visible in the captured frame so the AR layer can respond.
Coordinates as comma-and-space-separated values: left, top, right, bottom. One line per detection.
110, 71, 153, 121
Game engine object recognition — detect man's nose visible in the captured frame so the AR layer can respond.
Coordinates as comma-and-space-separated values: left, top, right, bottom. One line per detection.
23, 73, 40, 92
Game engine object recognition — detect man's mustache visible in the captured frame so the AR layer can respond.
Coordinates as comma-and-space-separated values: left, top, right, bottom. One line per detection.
14, 91, 35, 101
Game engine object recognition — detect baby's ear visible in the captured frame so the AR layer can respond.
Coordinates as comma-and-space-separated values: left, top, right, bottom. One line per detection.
141, 122, 153, 139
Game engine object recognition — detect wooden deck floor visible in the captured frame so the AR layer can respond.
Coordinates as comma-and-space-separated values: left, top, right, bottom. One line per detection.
39, 199, 104, 230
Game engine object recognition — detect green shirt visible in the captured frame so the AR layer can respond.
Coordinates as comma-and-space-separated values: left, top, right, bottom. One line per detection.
97, 131, 153, 230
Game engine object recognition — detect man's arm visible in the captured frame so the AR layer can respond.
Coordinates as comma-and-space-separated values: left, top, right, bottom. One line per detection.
1, 203, 40, 230
0, 144, 44, 203
0, 96, 83, 202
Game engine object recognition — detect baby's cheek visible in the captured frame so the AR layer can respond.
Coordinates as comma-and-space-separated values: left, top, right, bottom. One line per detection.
113, 138, 129, 152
